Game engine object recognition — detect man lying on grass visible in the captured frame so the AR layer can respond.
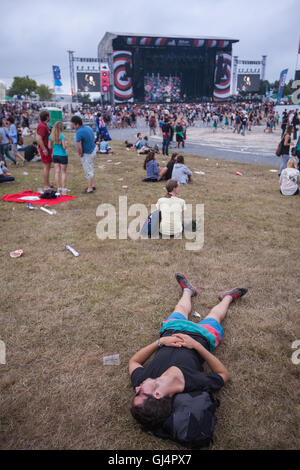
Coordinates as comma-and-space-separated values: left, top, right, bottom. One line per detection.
129, 274, 248, 429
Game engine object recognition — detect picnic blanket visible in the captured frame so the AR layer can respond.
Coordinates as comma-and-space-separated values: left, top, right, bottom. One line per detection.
1, 190, 77, 206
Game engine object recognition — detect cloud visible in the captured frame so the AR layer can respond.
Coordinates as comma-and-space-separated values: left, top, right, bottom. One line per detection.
0, 0, 299, 92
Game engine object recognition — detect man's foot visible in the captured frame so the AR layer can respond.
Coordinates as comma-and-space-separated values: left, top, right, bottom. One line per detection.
175, 273, 198, 297
218, 287, 248, 302
82, 188, 95, 194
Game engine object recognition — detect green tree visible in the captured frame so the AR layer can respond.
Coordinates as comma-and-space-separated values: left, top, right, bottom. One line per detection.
37, 84, 53, 100
9, 76, 37, 97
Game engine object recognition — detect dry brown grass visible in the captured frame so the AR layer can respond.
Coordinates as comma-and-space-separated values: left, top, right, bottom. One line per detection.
0, 133, 299, 450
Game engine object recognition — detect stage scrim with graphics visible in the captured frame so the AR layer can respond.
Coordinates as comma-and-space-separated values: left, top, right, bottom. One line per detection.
144, 75, 181, 103
98, 33, 240, 102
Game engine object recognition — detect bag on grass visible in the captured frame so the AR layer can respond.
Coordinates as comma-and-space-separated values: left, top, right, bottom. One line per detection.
40, 189, 57, 199
147, 391, 220, 449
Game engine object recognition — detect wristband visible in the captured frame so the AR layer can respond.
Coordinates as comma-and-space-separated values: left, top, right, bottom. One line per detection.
157, 338, 163, 348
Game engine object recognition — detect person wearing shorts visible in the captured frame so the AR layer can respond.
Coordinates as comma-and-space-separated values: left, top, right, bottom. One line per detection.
37, 111, 52, 189
71, 115, 96, 194
129, 273, 248, 429
49, 121, 68, 194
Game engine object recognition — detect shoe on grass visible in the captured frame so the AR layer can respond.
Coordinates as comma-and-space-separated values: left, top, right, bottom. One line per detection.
82, 188, 95, 194
218, 287, 248, 302
175, 273, 198, 297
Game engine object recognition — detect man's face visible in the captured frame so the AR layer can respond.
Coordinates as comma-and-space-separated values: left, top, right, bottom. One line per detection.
133, 378, 159, 406
71, 122, 79, 130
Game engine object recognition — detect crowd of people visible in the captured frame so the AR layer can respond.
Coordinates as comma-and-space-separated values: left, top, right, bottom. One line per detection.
1, 100, 299, 196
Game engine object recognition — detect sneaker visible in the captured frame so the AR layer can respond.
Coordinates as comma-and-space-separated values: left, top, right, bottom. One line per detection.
218, 287, 248, 302
82, 188, 95, 194
175, 273, 198, 297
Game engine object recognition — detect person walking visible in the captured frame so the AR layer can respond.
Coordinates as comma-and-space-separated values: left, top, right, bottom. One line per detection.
161, 119, 171, 156
0, 119, 16, 165
7, 117, 25, 164
71, 115, 96, 194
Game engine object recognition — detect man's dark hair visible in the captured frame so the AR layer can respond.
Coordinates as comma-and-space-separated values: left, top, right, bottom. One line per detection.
130, 396, 173, 429
71, 115, 83, 126
33, 141, 37, 145
177, 155, 184, 164
39, 111, 49, 122
8, 116, 15, 124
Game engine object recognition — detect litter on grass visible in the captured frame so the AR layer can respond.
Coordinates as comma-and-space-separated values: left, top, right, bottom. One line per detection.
27, 203, 38, 210
270, 169, 278, 173
65, 245, 79, 257
122, 185, 128, 189
98, 165, 106, 169
40, 207, 56, 215
236, 171, 243, 176
103, 354, 120, 365
194, 171, 206, 175
10, 250, 23, 258
192, 312, 202, 319
114, 162, 121, 165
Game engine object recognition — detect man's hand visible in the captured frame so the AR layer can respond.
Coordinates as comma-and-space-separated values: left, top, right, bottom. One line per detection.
160, 336, 184, 348
172, 333, 198, 350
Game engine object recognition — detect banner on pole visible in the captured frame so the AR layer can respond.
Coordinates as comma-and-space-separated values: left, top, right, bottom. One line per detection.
52, 66, 63, 87
276, 69, 288, 105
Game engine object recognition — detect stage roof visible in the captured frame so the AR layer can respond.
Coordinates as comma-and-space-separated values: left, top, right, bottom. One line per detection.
106, 32, 239, 42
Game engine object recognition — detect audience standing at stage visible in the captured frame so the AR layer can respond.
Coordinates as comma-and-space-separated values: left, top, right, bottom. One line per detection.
279, 125, 293, 176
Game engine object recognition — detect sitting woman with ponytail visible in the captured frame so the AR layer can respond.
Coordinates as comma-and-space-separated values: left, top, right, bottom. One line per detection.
156, 179, 186, 238
143, 151, 167, 182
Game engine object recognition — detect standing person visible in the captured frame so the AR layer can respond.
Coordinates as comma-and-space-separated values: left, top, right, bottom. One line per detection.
292, 112, 299, 141
37, 110, 52, 190
71, 115, 96, 194
240, 114, 248, 136
149, 114, 157, 136
161, 119, 171, 156
174, 121, 184, 149
49, 121, 68, 194
0, 119, 16, 165
279, 125, 293, 176
281, 111, 288, 137
7, 117, 25, 164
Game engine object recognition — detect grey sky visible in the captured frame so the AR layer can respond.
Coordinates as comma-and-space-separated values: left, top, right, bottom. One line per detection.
1, 0, 299, 93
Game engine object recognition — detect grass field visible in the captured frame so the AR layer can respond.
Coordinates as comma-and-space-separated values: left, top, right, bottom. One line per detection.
0, 133, 299, 450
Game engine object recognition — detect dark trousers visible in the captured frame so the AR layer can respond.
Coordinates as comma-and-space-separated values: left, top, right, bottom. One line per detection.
162, 138, 169, 155
0, 175, 15, 183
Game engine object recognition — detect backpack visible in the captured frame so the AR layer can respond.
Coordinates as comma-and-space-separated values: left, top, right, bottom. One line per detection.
276, 137, 284, 157
40, 189, 57, 199
140, 210, 161, 238
147, 391, 220, 449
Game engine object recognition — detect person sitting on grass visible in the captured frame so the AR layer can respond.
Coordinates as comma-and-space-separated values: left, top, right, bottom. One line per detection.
171, 155, 192, 184
143, 151, 166, 182
138, 136, 150, 155
19, 141, 41, 162
100, 138, 114, 155
129, 272, 248, 430
0, 160, 15, 183
279, 157, 300, 196
125, 140, 133, 149
156, 179, 186, 238
135, 133, 145, 151
162, 152, 178, 181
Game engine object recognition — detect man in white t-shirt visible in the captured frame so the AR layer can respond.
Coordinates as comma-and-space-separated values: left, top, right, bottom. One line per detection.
279, 158, 300, 196
156, 179, 186, 237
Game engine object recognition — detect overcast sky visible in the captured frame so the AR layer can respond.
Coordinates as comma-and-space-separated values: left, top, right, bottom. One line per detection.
1, 0, 299, 93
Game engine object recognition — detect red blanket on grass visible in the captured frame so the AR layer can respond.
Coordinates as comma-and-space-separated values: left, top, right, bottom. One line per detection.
1, 190, 77, 206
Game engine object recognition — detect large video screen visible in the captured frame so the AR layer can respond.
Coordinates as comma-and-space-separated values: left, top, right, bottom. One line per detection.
77, 72, 100, 93
144, 74, 181, 102
237, 74, 260, 93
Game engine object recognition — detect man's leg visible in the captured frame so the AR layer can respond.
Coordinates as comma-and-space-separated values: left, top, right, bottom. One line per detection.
204, 287, 248, 324
43, 162, 51, 189
173, 290, 193, 320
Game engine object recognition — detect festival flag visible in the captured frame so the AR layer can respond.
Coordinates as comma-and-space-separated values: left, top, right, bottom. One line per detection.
276, 69, 288, 105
